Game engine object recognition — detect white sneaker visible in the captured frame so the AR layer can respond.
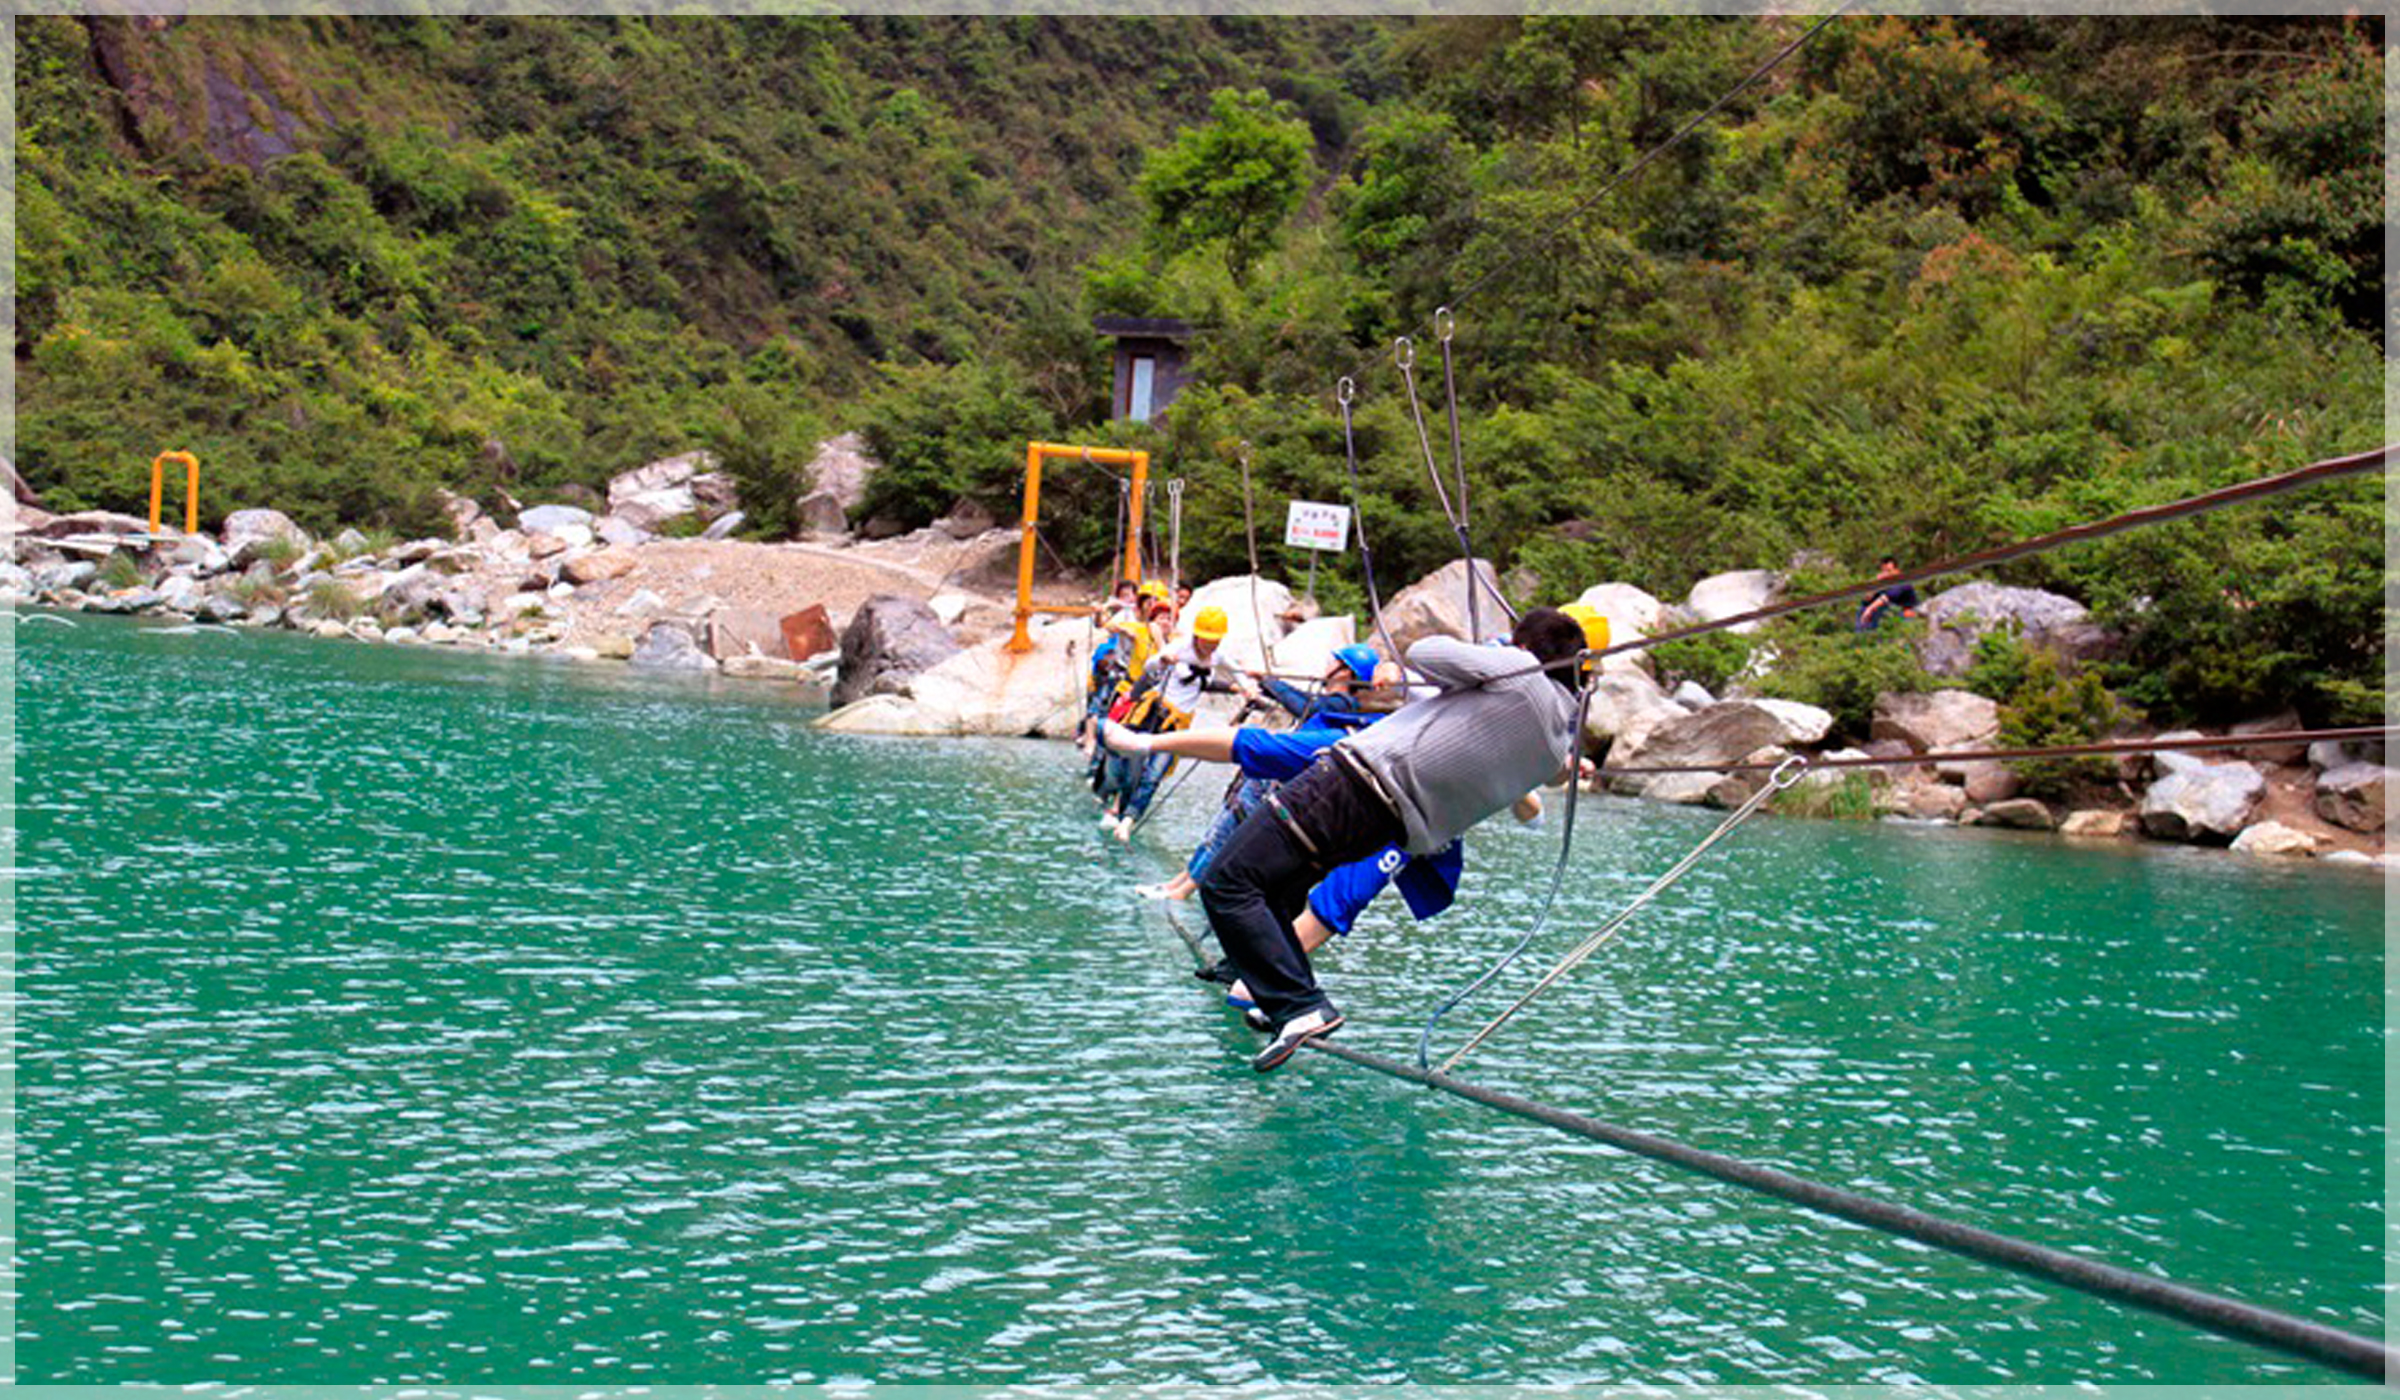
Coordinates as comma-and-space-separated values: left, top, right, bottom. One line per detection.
1252, 1005, 1344, 1073
1113, 816, 1135, 842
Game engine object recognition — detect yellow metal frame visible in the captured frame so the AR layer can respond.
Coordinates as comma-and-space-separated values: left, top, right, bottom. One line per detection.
148, 450, 200, 535
1008, 441, 1149, 653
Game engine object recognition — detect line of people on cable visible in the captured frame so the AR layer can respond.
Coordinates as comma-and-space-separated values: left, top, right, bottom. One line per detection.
1093, 591, 1611, 1072
1077, 577, 1222, 841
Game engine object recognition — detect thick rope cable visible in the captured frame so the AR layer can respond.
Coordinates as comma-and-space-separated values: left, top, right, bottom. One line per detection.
1438, 755, 1809, 1076
1336, 377, 1408, 667
1340, 4, 1852, 387
1303, 1039, 2388, 1382
1412, 678, 1600, 1071
1609, 446, 2388, 661
1596, 725, 2396, 778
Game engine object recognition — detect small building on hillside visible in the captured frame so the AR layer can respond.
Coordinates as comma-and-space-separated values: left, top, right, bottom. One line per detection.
1094, 316, 1196, 424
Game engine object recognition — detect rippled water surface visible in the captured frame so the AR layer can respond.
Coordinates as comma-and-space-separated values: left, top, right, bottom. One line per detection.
14, 612, 2384, 1383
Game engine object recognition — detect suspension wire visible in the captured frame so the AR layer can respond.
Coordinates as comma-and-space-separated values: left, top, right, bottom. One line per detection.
1304, 1039, 2388, 1382
1597, 725, 2397, 778
1167, 478, 1185, 596
1606, 445, 2389, 662
1391, 336, 1485, 645
1337, 6, 1850, 388
1235, 442, 1276, 672
1412, 677, 1601, 1071
1435, 306, 1518, 634
1112, 476, 1130, 582
1439, 755, 1811, 1076
1336, 378, 1409, 667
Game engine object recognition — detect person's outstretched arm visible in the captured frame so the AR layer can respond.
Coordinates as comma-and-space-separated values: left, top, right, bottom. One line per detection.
1404, 635, 1539, 690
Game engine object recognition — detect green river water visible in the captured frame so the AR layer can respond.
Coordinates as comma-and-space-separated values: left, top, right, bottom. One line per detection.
12, 611, 2386, 1385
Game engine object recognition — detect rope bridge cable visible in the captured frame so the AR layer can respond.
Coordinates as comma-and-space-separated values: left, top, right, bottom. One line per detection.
1594, 726, 2397, 778
1303, 1039, 2390, 1382
1601, 446, 2389, 662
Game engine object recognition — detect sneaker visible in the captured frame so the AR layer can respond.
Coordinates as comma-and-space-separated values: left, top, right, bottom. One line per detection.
1242, 1006, 1274, 1034
1252, 1005, 1344, 1073
1192, 960, 1238, 987
1112, 816, 1135, 842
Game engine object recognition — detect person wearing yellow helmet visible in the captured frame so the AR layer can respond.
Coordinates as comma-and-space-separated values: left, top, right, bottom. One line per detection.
1098, 602, 1237, 840
1557, 603, 1611, 676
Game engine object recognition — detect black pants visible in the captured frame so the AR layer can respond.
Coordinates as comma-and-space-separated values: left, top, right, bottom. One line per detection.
1197, 755, 1405, 1025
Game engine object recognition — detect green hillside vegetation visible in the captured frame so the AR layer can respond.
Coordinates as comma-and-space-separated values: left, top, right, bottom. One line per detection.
18, 15, 2385, 725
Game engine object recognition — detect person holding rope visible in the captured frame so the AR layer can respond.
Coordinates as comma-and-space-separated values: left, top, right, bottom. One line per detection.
1142, 607, 1599, 1071
1134, 644, 1388, 904
1100, 604, 1238, 840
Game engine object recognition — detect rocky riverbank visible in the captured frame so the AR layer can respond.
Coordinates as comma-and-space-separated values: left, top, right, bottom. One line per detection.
10, 445, 2383, 867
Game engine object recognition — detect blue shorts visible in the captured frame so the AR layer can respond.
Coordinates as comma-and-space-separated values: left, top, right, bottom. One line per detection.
1229, 727, 1346, 784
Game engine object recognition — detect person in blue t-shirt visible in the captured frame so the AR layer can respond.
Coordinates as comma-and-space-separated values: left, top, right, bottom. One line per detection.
1855, 558, 1920, 631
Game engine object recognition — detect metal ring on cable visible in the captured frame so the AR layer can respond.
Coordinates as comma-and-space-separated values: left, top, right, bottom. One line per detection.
1769, 754, 1810, 790
1336, 377, 1356, 406
1393, 337, 1415, 371
1433, 306, 1456, 342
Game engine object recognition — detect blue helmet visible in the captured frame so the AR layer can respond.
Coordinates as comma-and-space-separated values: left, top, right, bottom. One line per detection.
1333, 645, 1382, 683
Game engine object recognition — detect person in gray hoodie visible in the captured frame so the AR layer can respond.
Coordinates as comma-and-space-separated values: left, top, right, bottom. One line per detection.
1198, 606, 1592, 1072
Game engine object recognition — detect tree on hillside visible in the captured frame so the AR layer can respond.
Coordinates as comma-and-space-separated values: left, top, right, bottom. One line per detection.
1137, 87, 1314, 285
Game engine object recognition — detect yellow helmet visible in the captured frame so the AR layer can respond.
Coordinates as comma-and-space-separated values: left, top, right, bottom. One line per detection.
1137, 580, 1169, 602
1560, 603, 1610, 664
1193, 606, 1230, 641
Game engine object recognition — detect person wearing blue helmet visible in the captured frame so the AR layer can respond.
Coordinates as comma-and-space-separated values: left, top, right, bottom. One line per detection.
1133, 644, 1387, 904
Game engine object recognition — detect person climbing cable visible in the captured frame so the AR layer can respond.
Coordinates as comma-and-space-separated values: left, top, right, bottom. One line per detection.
1088, 582, 1174, 801
1192, 607, 1598, 1071
1100, 604, 1235, 840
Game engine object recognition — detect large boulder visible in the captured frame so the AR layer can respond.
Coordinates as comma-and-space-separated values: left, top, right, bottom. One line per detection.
1973, 798, 2057, 831
1606, 700, 1790, 797
816, 615, 1087, 739
1265, 614, 1357, 686
1382, 558, 1512, 649
29, 509, 151, 540
608, 451, 714, 507
613, 487, 698, 534
434, 489, 482, 541
562, 546, 639, 586
2313, 763, 2388, 833
805, 433, 876, 516
833, 595, 963, 706
1752, 698, 1834, 747
2140, 762, 2266, 843
796, 491, 850, 538
1685, 569, 1781, 633
518, 503, 593, 536
2230, 821, 2319, 858
1585, 670, 1686, 754
1871, 690, 2000, 754
1181, 574, 1295, 673
221, 508, 309, 553
1916, 582, 2115, 676
2229, 710, 2308, 766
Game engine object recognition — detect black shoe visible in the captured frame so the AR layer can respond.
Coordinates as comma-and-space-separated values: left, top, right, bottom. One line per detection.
1193, 959, 1238, 987
1252, 1005, 1344, 1073
1242, 1006, 1274, 1033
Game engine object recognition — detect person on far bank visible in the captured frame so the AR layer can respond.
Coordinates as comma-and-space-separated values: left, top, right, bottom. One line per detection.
1198, 606, 1596, 1071
1855, 557, 1919, 632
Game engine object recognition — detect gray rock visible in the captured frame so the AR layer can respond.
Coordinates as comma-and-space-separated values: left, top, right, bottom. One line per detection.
2150, 730, 2211, 778
1916, 582, 2115, 676
796, 490, 850, 538
608, 451, 714, 507
1892, 781, 1967, 821
222, 508, 310, 553
31, 560, 96, 593
933, 497, 998, 540
1585, 670, 1686, 753
700, 510, 747, 541
1753, 698, 1834, 747
1974, 798, 2056, 830
593, 515, 651, 548
805, 433, 875, 515
517, 504, 594, 536
1573, 582, 1669, 644
2309, 737, 2386, 771
1383, 558, 1513, 649
332, 527, 370, 555
435, 488, 483, 540
629, 620, 718, 673
2140, 762, 2266, 843
1607, 701, 1790, 797
87, 586, 160, 614
614, 485, 698, 534
27, 509, 150, 540
154, 573, 206, 613
690, 472, 740, 519
2229, 821, 2318, 858
2228, 710, 2308, 766
2320, 849, 2375, 867
197, 593, 247, 624
833, 595, 963, 707
1670, 680, 1714, 710
1685, 569, 1781, 634
2313, 763, 2388, 833
1960, 760, 2022, 805
2059, 809, 2130, 838
1870, 689, 2000, 754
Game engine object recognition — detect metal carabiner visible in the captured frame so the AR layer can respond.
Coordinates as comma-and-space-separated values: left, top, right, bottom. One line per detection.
1433, 306, 1456, 343
1393, 337, 1415, 371
1768, 753, 1811, 790
1336, 377, 1356, 406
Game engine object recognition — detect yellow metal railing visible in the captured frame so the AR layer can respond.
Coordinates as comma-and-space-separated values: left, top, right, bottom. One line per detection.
1008, 441, 1149, 653
148, 450, 200, 535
